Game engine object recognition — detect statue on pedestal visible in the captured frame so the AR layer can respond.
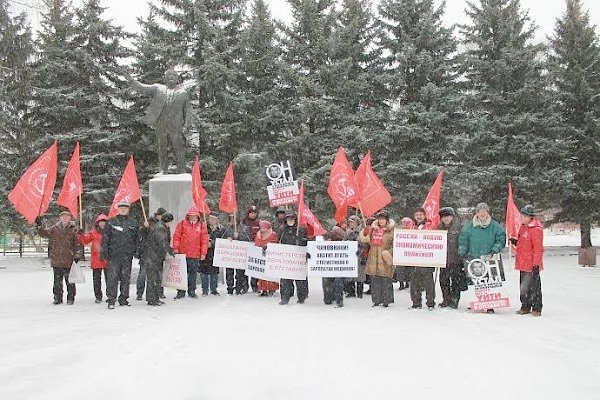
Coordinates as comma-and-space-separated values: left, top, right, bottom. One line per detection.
124, 69, 189, 174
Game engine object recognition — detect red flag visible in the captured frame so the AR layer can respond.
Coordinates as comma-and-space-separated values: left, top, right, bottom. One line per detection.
506, 182, 521, 249
57, 142, 83, 217
327, 147, 359, 223
297, 181, 326, 236
422, 170, 444, 228
219, 162, 237, 213
354, 150, 392, 218
192, 155, 211, 215
108, 156, 141, 218
8, 141, 58, 224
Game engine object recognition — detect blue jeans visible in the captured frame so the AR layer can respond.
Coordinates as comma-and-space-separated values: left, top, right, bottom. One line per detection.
200, 272, 218, 294
177, 258, 200, 296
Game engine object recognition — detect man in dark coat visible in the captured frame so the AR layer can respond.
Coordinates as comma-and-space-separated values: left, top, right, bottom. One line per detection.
36, 211, 83, 305
241, 205, 260, 292
142, 213, 175, 306
223, 214, 251, 295
136, 207, 166, 300
279, 210, 309, 305
437, 207, 467, 308
272, 207, 287, 235
201, 212, 226, 296
100, 201, 140, 309
410, 207, 436, 310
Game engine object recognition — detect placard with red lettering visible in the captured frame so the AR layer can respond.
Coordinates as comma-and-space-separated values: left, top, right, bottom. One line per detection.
466, 255, 511, 311
213, 239, 251, 270
265, 160, 300, 207
393, 229, 447, 268
162, 254, 188, 291
265, 243, 307, 280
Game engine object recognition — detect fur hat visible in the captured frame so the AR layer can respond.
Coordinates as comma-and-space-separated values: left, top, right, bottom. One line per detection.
520, 204, 536, 217
476, 202, 490, 212
439, 207, 455, 217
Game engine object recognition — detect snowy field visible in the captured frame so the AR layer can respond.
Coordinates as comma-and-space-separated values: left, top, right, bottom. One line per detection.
1, 251, 599, 400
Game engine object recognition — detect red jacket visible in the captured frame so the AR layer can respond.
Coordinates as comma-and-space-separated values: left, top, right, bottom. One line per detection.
173, 218, 209, 259
255, 230, 279, 291
515, 218, 544, 272
78, 214, 108, 269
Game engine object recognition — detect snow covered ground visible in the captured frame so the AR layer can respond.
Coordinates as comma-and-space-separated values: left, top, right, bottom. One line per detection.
1, 251, 599, 400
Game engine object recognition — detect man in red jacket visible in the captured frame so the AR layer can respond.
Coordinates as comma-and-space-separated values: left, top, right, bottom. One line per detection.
173, 207, 209, 299
511, 205, 544, 317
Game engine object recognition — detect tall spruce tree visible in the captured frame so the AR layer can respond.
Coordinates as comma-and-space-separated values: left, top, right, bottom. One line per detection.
0, 0, 34, 230
549, 0, 600, 247
376, 0, 460, 216
459, 0, 560, 216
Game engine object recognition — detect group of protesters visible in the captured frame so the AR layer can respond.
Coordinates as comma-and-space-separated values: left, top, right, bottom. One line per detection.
34, 199, 544, 316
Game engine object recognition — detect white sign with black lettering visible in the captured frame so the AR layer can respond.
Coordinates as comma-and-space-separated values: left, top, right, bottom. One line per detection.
306, 241, 358, 278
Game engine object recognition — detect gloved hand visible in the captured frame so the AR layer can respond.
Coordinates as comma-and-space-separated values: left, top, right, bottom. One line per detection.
532, 265, 540, 274
35, 216, 43, 227
168, 250, 175, 257
509, 238, 518, 246
306, 252, 311, 259
73, 257, 80, 264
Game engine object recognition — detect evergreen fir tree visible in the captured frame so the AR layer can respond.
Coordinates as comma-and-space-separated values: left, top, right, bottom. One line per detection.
549, 0, 600, 247
459, 0, 560, 215
376, 0, 460, 216
0, 0, 35, 230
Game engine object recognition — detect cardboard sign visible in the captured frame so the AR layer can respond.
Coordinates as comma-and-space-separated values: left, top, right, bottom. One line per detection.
265, 160, 299, 207
393, 229, 447, 268
306, 241, 358, 277
245, 245, 272, 280
212, 238, 251, 270
466, 255, 510, 311
162, 254, 188, 291
265, 243, 307, 280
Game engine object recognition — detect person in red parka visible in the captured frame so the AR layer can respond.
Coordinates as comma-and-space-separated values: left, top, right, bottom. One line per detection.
78, 214, 109, 303
254, 220, 279, 296
172, 207, 209, 299
511, 205, 544, 317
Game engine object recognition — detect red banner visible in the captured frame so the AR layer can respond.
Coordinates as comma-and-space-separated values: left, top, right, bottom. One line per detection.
506, 183, 521, 250
57, 142, 83, 217
327, 147, 359, 223
422, 170, 444, 228
192, 155, 210, 215
219, 162, 238, 213
297, 180, 326, 236
108, 156, 141, 217
8, 141, 58, 223
354, 150, 392, 218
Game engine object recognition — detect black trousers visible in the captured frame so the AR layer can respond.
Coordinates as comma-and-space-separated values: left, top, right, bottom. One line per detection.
146, 266, 162, 303
410, 267, 435, 307
440, 263, 466, 306
92, 269, 107, 300
280, 279, 308, 302
323, 278, 344, 304
226, 268, 247, 293
53, 267, 75, 301
520, 271, 543, 312
107, 257, 132, 305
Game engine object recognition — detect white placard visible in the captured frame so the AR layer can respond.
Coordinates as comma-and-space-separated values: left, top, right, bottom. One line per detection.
212, 238, 251, 270
265, 243, 307, 280
393, 229, 447, 268
306, 241, 358, 277
162, 254, 188, 290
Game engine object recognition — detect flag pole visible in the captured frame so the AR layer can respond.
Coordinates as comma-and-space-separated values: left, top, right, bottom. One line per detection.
357, 202, 368, 227
139, 198, 148, 224
233, 212, 238, 237
78, 191, 83, 229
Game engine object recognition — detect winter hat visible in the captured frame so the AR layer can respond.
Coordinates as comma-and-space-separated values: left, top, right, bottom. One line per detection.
439, 207, 455, 217
347, 215, 360, 224
59, 210, 72, 217
95, 214, 108, 223
285, 210, 297, 219
475, 202, 490, 212
414, 207, 426, 214
401, 217, 414, 229
116, 200, 130, 208
520, 205, 536, 217
259, 220, 272, 229
209, 212, 220, 219
377, 210, 390, 220
187, 207, 200, 217
155, 207, 167, 216
275, 207, 287, 215
162, 213, 174, 223
247, 205, 258, 215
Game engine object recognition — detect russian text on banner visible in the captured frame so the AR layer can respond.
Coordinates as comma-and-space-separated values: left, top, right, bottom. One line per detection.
265, 243, 307, 280
393, 229, 447, 268
306, 241, 358, 277
162, 254, 188, 291
213, 238, 250, 270
245, 245, 275, 281
466, 255, 510, 311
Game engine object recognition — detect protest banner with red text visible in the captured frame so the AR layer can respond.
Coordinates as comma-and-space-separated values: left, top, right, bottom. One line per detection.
265, 243, 307, 280
162, 254, 188, 291
212, 239, 250, 270
393, 229, 447, 268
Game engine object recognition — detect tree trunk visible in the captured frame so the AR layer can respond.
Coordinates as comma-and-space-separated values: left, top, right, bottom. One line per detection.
581, 220, 592, 248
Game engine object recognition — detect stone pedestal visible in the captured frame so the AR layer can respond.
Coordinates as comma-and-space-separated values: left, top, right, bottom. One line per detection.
148, 173, 193, 227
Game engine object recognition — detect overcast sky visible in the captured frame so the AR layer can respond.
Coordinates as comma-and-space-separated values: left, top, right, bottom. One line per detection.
15, 0, 600, 43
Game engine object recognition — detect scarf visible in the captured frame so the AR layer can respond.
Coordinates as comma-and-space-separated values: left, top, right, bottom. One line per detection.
473, 215, 492, 228
371, 227, 384, 246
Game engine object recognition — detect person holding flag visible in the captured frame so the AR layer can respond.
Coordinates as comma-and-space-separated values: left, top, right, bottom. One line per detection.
409, 207, 436, 310
437, 207, 468, 309
137, 207, 167, 301
142, 213, 175, 306
278, 210, 309, 305
343, 215, 364, 298
359, 210, 395, 307
36, 211, 83, 305
202, 212, 227, 296
100, 201, 140, 309
78, 214, 109, 304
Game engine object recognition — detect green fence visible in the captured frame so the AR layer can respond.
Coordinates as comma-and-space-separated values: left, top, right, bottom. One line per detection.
0, 232, 49, 257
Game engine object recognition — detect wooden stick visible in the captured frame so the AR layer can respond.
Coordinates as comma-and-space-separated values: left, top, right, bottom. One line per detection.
357, 202, 368, 227
78, 192, 83, 229
139, 198, 148, 224
233, 212, 238, 237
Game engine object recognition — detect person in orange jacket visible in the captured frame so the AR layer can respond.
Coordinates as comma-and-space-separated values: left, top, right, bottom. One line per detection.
511, 205, 544, 317
172, 207, 209, 299
254, 220, 279, 297
78, 214, 108, 303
